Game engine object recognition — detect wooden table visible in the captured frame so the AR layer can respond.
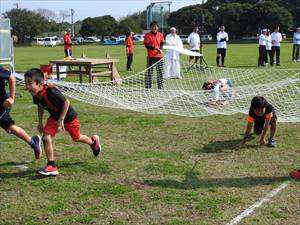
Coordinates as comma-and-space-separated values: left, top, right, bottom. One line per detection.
50, 58, 119, 83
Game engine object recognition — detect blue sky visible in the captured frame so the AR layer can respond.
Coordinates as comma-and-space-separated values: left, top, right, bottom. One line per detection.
0, 0, 203, 21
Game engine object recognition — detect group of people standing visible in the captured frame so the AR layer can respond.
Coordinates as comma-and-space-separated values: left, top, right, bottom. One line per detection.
130, 22, 229, 89
257, 26, 282, 67
258, 26, 300, 67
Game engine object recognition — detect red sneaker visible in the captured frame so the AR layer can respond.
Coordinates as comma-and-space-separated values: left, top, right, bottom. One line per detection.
90, 135, 102, 156
38, 165, 59, 176
289, 170, 300, 180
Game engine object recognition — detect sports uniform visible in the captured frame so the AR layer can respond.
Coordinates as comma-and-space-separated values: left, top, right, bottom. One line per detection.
247, 102, 277, 135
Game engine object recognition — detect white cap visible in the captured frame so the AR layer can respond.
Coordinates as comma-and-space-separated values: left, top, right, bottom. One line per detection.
170, 27, 176, 31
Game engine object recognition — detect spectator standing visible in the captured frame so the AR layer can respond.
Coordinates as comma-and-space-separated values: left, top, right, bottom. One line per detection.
216, 25, 229, 67
125, 31, 134, 71
164, 27, 183, 79
143, 21, 165, 89
187, 26, 201, 70
270, 26, 282, 66
292, 27, 300, 62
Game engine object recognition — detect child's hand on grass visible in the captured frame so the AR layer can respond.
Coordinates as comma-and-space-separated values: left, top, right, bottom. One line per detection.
239, 141, 246, 148
259, 138, 267, 146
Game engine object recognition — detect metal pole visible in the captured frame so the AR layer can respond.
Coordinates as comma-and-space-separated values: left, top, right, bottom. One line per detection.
70, 8, 74, 36
200, 0, 205, 67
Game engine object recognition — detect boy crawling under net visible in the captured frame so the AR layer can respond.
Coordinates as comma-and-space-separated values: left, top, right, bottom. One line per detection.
24, 68, 102, 176
202, 78, 233, 105
240, 96, 277, 147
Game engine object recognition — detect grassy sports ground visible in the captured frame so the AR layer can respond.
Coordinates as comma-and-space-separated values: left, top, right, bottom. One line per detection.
0, 42, 299, 225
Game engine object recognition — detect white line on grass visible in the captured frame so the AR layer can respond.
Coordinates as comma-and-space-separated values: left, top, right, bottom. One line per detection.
226, 180, 291, 225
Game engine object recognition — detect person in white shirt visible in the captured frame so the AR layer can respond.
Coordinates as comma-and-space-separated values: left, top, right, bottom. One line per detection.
164, 27, 183, 79
216, 25, 229, 67
270, 26, 282, 66
264, 29, 272, 65
258, 29, 268, 67
292, 27, 300, 62
187, 26, 200, 69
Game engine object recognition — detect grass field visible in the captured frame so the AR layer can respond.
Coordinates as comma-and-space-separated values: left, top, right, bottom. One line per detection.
0, 43, 299, 225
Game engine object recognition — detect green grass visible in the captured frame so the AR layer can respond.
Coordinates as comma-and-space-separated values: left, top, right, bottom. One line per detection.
0, 43, 299, 225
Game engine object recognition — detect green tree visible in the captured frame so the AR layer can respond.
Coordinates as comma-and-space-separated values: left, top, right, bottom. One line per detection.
242, 1, 293, 35
167, 4, 215, 34
4, 8, 50, 43
215, 3, 252, 38
80, 15, 118, 37
117, 18, 142, 35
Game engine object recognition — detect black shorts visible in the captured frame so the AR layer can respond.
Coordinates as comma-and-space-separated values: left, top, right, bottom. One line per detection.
217, 48, 226, 57
254, 113, 277, 135
189, 50, 200, 60
64, 49, 72, 57
0, 108, 15, 131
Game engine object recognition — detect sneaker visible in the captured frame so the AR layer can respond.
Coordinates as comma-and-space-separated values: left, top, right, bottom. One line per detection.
267, 137, 276, 147
38, 165, 59, 176
90, 135, 102, 156
293, 59, 297, 63
290, 170, 300, 180
30, 135, 42, 159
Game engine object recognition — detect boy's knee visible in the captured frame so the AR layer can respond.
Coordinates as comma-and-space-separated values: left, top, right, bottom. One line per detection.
72, 137, 80, 142
5, 124, 15, 134
42, 135, 51, 143
71, 135, 81, 142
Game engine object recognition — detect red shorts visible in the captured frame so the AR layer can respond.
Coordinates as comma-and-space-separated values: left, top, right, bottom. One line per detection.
43, 116, 81, 140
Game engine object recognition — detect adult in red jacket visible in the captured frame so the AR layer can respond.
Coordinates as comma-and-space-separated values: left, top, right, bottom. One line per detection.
64, 28, 72, 58
125, 31, 134, 71
144, 21, 164, 89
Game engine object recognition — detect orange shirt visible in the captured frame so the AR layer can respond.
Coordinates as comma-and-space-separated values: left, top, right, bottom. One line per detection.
125, 36, 134, 54
64, 34, 72, 50
144, 31, 164, 58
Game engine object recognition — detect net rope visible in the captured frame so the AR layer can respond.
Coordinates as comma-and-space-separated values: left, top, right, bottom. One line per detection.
43, 57, 300, 123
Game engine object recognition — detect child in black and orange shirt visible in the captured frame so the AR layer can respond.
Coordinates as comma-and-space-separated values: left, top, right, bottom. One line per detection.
0, 66, 42, 159
24, 68, 101, 176
241, 96, 277, 147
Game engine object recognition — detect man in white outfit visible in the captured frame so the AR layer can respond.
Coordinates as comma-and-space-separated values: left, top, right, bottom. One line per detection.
187, 26, 200, 69
164, 27, 183, 79
270, 26, 282, 66
216, 25, 229, 67
264, 29, 272, 65
292, 27, 300, 62
258, 29, 268, 67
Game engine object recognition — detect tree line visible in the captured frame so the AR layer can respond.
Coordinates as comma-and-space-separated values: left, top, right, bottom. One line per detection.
3, 0, 299, 43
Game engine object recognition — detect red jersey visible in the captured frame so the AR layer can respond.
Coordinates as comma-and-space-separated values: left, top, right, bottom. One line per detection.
144, 31, 164, 58
64, 33, 72, 50
125, 36, 134, 54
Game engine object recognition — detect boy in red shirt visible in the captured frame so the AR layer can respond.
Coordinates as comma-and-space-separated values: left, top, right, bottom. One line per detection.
144, 21, 165, 89
125, 31, 134, 71
64, 28, 72, 58
24, 68, 101, 176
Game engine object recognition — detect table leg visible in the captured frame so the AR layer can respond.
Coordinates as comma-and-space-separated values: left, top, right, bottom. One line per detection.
88, 65, 92, 83
56, 64, 60, 80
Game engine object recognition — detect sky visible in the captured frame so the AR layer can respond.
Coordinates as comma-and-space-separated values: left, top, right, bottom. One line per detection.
0, 0, 203, 21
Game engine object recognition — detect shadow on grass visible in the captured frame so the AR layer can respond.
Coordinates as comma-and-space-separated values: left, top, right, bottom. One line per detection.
196, 136, 256, 153
0, 169, 50, 180
0, 161, 32, 167
143, 171, 290, 189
